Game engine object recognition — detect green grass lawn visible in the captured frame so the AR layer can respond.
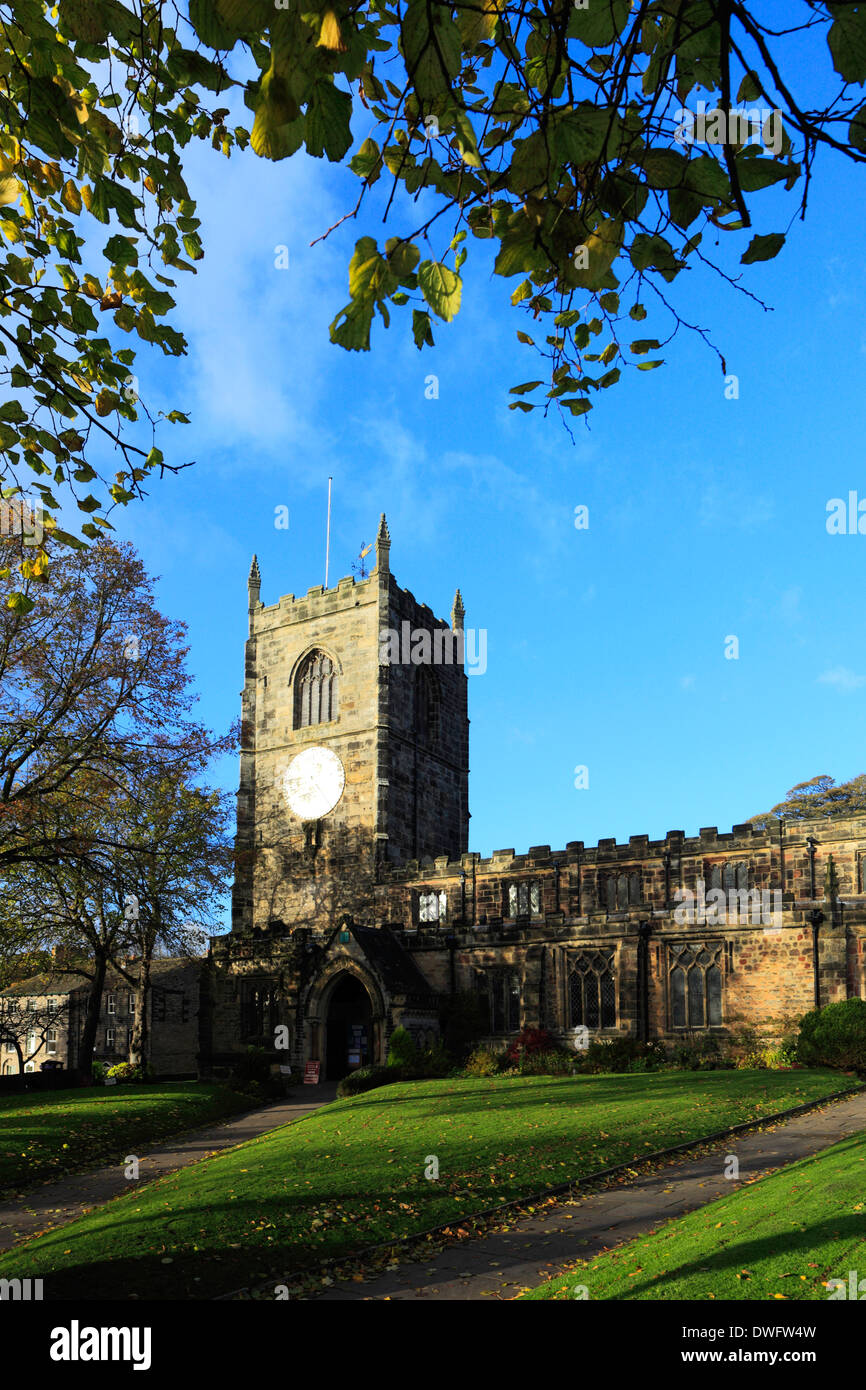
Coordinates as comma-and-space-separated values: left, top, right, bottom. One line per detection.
521, 1131, 866, 1301
0, 1083, 254, 1191
0, 1068, 851, 1300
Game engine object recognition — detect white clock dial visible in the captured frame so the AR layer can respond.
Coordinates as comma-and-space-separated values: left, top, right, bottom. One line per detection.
282, 746, 345, 820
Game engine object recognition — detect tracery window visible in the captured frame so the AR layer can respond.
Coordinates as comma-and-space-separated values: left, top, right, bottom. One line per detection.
668, 941, 723, 1029
569, 949, 617, 1029
508, 881, 541, 917
294, 650, 338, 729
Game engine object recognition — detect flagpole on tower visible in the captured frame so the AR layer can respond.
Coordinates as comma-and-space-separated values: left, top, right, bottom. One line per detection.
325, 476, 332, 589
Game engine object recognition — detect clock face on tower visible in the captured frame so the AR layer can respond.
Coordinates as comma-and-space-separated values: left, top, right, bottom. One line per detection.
282, 746, 345, 821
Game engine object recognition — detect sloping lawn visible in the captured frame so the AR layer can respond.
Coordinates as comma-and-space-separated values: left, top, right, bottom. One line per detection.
521, 1131, 866, 1301
0, 1068, 851, 1300
0, 1083, 254, 1190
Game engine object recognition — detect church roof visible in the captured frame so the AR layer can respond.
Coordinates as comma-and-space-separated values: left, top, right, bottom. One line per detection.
343, 923, 436, 999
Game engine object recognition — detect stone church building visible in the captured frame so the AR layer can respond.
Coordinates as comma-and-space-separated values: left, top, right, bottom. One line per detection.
199, 517, 866, 1080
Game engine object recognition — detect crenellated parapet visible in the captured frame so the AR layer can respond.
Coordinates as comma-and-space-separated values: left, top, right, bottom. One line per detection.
375, 813, 866, 929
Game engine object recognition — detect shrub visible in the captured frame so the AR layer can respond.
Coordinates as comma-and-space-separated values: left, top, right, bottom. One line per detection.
336, 1064, 412, 1098
387, 1026, 417, 1068
91, 1060, 105, 1082
504, 1027, 558, 1065
576, 1037, 667, 1075
796, 999, 866, 1071
106, 1062, 152, 1083
230, 1045, 271, 1090
464, 1046, 505, 1077
519, 1049, 574, 1076
413, 1041, 451, 1077
669, 1033, 732, 1071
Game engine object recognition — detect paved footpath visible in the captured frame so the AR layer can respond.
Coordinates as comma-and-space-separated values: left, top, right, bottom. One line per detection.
314, 1088, 866, 1302
0, 1083, 338, 1252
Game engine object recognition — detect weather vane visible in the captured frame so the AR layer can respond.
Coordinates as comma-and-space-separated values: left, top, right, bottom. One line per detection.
352, 542, 373, 579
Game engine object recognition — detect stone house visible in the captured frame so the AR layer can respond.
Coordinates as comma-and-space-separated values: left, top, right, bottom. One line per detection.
0, 958, 202, 1077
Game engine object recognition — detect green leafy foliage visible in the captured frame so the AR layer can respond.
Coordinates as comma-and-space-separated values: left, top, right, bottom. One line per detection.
751, 773, 866, 824
2, 0, 866, 567
797, 999, 866, 1072
386, 1025, 417, 1067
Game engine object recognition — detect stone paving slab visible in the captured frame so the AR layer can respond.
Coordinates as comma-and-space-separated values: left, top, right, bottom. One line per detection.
0, 1083, 338, 1251
313, 1088, 866, 1302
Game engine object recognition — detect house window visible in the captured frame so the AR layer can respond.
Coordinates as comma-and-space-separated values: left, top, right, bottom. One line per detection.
669, 942, 724, 1029
129, 993, 136, 1013
240, 983, 275, 1040
47, 1029, 57, 1055
508, 881, 541, 917
106, 1026, 116, 1049
47, 998, 57, 1015
106, 993, 116, 1014
294, 649, 338, 728
569, 950, 617, 1030
418, 890, 447, 924
181, 995, 190, 1024
479, 971, 521, 1033
26, 1031, 37, 1055
153, 992, 166, 1023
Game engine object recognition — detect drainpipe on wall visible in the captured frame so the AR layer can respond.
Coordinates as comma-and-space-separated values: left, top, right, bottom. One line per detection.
806, 909, 824, 1009
806, 836, 817, 901
637, 920, 652, 1043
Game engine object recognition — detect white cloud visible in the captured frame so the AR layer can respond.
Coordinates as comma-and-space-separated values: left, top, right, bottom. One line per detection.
817, 666, 866, 692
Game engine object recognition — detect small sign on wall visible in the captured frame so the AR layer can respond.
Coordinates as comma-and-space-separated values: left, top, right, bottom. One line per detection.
304, 1061, 321, 1085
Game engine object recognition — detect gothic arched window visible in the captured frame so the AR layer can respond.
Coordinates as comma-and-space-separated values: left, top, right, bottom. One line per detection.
668, 942, 724, 1028
569, 949, 617, 1030
294, 650, 338, 729
414, 667, 439, 743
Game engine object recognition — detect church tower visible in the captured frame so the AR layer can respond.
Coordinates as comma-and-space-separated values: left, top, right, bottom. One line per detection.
230, 517, 469, 938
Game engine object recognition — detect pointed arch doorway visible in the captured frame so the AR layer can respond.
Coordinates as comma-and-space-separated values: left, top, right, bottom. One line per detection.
325, 973, 374, 1080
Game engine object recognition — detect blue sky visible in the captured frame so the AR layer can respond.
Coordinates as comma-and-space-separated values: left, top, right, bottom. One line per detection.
92, 41, 866, 863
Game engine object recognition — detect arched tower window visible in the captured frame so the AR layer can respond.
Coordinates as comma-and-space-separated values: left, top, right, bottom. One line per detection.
294, 650, 338, 729
414, 667, 439, 743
